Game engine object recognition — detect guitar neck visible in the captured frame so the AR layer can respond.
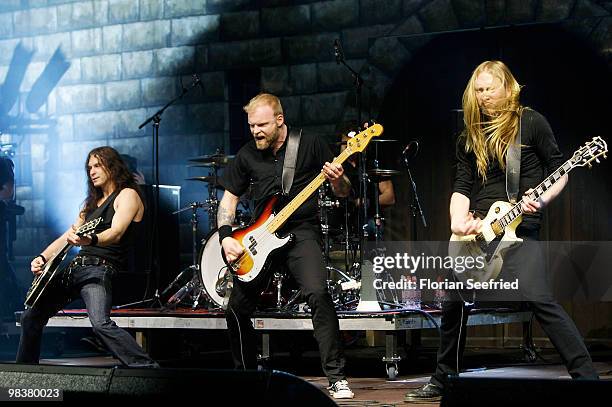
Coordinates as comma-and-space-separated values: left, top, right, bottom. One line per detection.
267, 148, 353, 233
499, 159, 574, 228
54, 243, 73, 263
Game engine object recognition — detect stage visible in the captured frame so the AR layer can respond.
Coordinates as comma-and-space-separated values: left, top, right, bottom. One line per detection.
3, 355, 610, 405
17, 306, 534, 380
4, 306, 611, 404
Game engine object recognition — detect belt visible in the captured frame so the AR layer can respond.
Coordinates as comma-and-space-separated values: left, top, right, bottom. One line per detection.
71, 255, 111, 267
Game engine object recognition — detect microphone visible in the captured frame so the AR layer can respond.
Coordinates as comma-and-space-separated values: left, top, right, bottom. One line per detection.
167, 281, 193, 305
333, 39, 342, 64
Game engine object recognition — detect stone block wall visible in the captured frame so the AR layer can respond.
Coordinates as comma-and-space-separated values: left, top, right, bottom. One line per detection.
0, 0, 609, 265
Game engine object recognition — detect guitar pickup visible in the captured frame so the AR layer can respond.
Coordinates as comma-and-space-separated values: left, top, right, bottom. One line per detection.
248, 236, 258, 255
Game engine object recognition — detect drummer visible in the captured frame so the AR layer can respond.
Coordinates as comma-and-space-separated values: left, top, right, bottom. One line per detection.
337, 122, 396, 239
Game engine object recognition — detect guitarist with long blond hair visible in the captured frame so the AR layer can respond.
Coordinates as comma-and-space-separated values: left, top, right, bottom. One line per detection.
405, 61, 598, 403
17, 146, 157, 368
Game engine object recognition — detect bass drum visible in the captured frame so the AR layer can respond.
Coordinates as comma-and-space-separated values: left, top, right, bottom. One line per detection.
199, 228, 235, 308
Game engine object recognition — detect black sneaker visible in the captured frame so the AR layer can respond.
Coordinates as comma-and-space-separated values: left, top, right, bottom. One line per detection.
404, 383, 442, 403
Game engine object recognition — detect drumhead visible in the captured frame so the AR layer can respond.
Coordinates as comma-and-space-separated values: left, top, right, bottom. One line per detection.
199, 228, 232, 307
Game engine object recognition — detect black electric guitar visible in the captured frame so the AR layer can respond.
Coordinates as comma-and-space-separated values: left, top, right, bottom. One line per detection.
449, 137, 607, 283
225, 124, 384, 283
24, 217, 102, 308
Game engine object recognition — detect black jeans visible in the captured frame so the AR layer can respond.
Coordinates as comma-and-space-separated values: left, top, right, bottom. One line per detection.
17, 263, 155, 367
225, 238, 346, 384
430, 229, 599, 388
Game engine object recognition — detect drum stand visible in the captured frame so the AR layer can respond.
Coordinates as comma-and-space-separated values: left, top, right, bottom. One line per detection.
319, 185, 360, 310
164, 202, 213, 309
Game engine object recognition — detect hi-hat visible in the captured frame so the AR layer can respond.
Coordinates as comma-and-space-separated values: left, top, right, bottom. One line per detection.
188, 153, 234, 166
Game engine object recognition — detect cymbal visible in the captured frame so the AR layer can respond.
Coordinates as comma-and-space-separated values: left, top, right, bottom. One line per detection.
367, 169, 401, 178
185, 176, 224, 188
371, 139, 398, 143
187, 163, 225, 168
188, 153, 234, 166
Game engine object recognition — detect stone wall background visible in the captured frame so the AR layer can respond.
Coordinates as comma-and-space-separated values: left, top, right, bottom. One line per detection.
0, 0, 610, 343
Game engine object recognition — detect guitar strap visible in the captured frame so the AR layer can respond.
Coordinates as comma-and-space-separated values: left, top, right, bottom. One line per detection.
281, 128, 302, 196
506, 109, 525, 204
85, 190, 120, 224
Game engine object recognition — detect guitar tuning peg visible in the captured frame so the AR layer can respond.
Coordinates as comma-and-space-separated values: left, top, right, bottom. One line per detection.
588, 163, 592, 169
595, 158, 600, 163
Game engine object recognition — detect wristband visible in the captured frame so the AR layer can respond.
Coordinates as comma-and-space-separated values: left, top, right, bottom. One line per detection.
33, 254, 47, 264
89, 234, 99, 246
218, 225, 232, 244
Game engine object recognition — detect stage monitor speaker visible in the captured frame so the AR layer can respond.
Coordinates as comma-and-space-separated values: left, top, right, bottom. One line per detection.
442, 376, 611, 407
0, 364, 335, 404
113, 184, 180, 306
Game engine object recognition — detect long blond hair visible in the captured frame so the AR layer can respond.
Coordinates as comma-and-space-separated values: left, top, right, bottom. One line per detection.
462, 61, 523, 181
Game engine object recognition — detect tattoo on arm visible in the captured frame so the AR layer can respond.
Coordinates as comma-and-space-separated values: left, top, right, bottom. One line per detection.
331, 175, 351, 197
217, 204, 235, 226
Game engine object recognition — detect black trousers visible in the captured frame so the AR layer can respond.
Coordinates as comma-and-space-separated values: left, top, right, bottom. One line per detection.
17, 263, 155, 366
225, 238, 346, 384
430, 229, 599, 387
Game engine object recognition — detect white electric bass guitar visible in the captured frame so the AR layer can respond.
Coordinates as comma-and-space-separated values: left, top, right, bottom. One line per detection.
449, 136, 607, 283
224, 124, 384, 283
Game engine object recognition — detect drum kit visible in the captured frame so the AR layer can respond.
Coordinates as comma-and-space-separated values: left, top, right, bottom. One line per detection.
162, 136, 403, 312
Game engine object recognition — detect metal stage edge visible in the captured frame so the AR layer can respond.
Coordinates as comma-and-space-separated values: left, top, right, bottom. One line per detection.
17, 309, 533, 379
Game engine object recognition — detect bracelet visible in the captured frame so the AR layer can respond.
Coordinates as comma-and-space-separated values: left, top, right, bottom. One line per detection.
218, 225, 232, 244
89, 234, 99, 246
33, 254, 46, 263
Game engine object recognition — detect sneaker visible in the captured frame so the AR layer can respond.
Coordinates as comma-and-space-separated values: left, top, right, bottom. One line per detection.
328, 379, 354, 399
404, 383, 442, 403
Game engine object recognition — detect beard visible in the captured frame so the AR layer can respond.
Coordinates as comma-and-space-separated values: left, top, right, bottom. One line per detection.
254, 125, 280, 150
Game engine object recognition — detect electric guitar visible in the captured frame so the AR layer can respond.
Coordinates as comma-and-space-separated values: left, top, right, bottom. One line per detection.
449, 137, 607, 283
225, 124, 384, 283
25, 217, 102, 308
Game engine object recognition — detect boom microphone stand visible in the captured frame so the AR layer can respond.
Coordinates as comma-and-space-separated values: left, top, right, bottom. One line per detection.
133, 74, 204, 308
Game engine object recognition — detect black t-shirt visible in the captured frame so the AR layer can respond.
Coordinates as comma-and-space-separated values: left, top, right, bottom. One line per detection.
453, 109, 564, 227
220, 128, 335, 240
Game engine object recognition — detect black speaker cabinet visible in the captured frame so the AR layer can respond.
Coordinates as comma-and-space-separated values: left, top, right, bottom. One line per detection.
0, 364, 336, 404
113, 185, 180, 306
442, 376, 610, 407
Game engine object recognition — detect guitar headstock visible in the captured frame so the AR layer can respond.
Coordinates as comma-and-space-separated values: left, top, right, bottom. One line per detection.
77, 217, 102, 236
571, 137, 608, 168
344, 123, 384, 154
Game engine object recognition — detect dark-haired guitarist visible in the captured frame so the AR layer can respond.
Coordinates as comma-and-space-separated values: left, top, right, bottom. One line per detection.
17, 146, 157, 367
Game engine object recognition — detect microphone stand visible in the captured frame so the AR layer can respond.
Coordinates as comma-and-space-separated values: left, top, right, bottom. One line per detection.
402, 143, 427, 235
334, 40, 368, 269
131, 74, 203, 309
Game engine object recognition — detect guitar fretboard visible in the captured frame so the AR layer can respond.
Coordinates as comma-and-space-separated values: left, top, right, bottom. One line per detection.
265, 124, 382, 234
498, 160, 573, 228
266, 148, 353, 233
